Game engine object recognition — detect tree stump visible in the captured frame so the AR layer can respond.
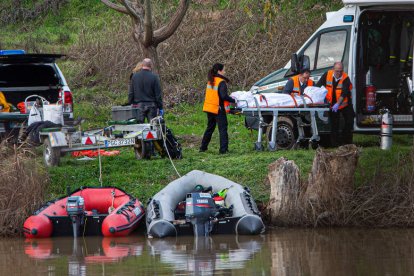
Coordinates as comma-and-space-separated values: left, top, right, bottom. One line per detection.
304, 144, 360, 225
267, 157, 301, 225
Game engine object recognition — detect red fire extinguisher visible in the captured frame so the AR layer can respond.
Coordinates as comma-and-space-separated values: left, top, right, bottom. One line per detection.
365, 85, 376, 112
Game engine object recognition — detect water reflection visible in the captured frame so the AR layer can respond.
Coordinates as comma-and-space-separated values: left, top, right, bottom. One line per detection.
3, 228, 414, 275
148, 235, 264, 274
14, 234, 265, 275
24, 237, 144, 263
270, 228, 414, 276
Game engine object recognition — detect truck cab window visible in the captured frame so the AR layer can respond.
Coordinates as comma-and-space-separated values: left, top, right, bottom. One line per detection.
304, 38, 317, 70
316, 30, 347, 69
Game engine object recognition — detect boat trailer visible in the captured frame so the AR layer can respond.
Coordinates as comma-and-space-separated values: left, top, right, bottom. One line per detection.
39, 117, 168, 167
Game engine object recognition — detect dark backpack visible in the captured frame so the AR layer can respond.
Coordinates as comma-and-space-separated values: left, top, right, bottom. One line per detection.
163, 127, 182, 159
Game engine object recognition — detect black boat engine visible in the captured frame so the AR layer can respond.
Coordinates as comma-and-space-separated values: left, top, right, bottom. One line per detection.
66, 196, 85, 238
185, 193, 216, 236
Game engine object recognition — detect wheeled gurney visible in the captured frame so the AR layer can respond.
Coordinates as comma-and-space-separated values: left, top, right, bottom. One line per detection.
231, 88, 330, 151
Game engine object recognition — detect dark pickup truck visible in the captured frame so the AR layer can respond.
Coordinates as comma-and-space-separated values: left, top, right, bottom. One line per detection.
0, 51, 74, 139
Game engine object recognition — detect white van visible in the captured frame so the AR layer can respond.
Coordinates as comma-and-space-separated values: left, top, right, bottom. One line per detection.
249, 0, 414, 146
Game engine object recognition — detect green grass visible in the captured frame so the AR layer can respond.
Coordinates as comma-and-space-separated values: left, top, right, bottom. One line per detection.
2, 0, 412, 206
47, 103, 414, 205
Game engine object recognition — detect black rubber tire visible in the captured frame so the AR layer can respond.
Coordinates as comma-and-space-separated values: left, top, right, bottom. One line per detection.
310, 140, 319, 150
266, 117, 297, 150
43, 138, 60, 167
134, 140, 151, 160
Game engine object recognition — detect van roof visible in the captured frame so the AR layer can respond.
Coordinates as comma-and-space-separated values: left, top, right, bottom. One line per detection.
343, 0, 414, 5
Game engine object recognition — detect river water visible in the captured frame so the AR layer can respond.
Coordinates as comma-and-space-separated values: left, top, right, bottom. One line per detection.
1, 228, 413, 275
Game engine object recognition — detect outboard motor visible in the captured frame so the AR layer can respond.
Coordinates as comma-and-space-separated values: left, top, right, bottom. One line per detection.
66, 196, 85, 238
185, 193, 216, 237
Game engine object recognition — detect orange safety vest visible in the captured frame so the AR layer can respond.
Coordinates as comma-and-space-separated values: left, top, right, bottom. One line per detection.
291, 75, 314, 95
202, 76, 227, 114
325, 70, 353, 110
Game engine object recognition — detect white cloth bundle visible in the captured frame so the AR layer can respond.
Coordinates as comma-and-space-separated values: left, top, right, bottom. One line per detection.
231, 86, 327, 108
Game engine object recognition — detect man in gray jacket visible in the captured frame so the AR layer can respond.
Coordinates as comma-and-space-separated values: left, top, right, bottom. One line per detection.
128, 58, 163, 123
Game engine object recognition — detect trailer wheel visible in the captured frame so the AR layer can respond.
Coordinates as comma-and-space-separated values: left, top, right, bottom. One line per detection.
134, 140, 151, 160
43, 138, 60, 167
266, 117, 297, 150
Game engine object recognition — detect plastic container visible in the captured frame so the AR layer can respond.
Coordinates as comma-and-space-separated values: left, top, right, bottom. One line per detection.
111, 105, 139, 121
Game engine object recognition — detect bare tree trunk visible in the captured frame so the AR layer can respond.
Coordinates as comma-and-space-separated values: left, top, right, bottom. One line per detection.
102, 0, 190, 79
303, 144, 360, 225
266, 157, 301, 225
143, 45, 160, 74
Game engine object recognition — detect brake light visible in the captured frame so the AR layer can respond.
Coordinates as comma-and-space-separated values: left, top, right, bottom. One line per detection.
64, 91, 73, 104
64, 91, 73, 112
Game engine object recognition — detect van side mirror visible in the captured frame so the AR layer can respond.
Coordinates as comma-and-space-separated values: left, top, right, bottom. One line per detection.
301, 55, 310, 71
290, 54, 300, 74
290, 54, 311, 74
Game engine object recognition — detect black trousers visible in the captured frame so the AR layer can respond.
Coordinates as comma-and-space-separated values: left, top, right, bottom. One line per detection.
200, 110, 229, 153
330, 105, 355, 146
133, 102, 158, 123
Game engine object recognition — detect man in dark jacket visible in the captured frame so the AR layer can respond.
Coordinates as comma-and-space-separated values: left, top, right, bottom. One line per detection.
128, 58, 163, 123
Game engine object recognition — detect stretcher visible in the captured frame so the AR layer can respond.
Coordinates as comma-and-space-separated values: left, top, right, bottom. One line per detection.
235, 95, 330, 151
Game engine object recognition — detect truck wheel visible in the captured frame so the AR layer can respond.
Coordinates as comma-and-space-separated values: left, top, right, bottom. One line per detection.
134, 140, 151, 160
266, 117, 297, 150
43, 138, 60, 167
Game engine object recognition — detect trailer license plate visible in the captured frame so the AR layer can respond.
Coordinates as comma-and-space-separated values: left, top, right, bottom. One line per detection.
105, 138, 135, 148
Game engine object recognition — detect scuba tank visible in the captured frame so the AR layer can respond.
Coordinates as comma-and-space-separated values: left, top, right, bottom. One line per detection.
380, 109, 393, 150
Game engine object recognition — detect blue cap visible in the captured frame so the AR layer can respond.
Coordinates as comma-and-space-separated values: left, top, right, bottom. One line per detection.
0, 49, 26, 55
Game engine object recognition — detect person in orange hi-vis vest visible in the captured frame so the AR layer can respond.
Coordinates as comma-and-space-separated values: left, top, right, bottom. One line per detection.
316, 61, 355, 146
200, 63, 236, 154
283, 68, 314, 95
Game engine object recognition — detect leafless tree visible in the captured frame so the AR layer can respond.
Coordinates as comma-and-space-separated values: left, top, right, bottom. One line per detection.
101, 0, 190, 74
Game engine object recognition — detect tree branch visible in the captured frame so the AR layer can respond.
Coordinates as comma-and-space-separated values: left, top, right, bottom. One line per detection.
142, 0, 153, 47
153, 0, 190, 45
100, 0, 129, 15
120, 0, 140, 19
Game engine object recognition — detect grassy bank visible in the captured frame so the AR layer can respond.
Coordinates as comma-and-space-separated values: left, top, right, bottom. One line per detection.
2, 1, 414, 232
46, 103, 414, 205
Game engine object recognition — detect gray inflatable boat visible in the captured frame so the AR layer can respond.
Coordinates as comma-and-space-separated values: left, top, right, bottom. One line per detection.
146, 170, 265, 238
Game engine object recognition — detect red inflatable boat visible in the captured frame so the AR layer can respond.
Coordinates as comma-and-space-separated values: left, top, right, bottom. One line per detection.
23, 187, 145, 238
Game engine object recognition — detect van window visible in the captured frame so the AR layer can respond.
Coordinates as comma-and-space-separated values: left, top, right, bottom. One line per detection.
304, 38, 317, 70
316, 30, 347, 69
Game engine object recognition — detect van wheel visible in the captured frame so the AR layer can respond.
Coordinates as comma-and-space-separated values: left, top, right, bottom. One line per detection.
43, 138, 60, 167
266, 117, 297, 150
134, 140, 151, 160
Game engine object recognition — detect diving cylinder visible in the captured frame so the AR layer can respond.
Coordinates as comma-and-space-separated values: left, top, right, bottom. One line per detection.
380, 109, 393, 150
